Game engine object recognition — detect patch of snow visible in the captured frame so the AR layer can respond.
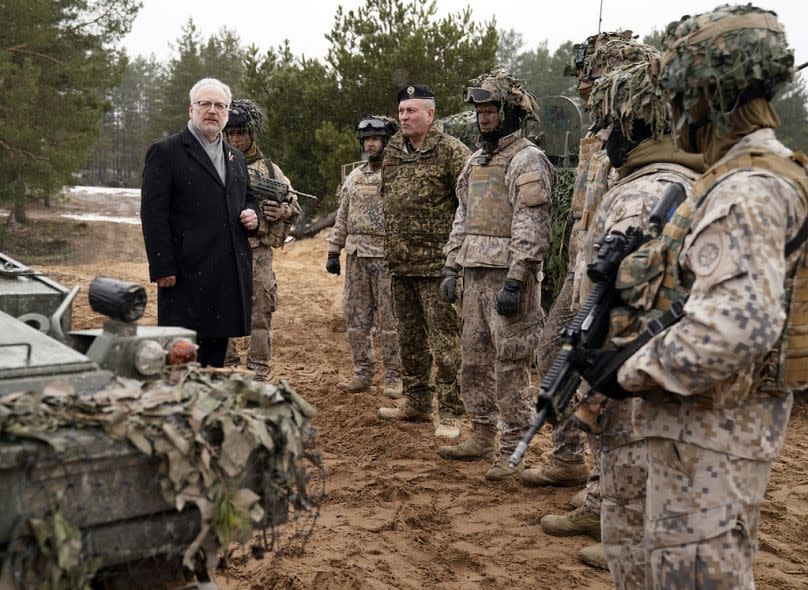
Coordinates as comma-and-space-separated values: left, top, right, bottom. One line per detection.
64, 186, 141, 198
62, 213, 141, 225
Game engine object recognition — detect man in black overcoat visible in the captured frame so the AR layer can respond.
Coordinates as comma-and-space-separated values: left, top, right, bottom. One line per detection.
141, 77, 259, 367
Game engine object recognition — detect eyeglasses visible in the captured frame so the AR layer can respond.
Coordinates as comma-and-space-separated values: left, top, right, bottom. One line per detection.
357, 118, 387, 131
194, 100, 229, 112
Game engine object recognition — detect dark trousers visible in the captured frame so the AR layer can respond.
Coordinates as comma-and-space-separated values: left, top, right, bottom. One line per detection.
197, 337, 229, 367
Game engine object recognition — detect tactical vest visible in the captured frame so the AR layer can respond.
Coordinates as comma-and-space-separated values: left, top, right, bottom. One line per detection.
611, 148, 808, 405
347, 170, 385, 237
577, 163, 700, 309
465, 138, 533, 237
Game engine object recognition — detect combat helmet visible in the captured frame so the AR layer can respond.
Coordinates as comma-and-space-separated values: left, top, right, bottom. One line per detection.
464, 68, 539, 140
589, 58, 668, 142
355, 115, 399, 143
656, 4, 794, 133
564, 30, 634, 78
225, 99, 265, 138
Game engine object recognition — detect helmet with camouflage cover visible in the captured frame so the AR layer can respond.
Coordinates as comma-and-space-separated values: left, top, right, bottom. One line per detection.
589, 58, 667, 142
464, 68, 539, 115
585, 40, 661, 89
656, 4, 794, 133
564, 30, 634, 78
355, 114, 399, 142
464, 68, 539, 141
225, 99, 265, 137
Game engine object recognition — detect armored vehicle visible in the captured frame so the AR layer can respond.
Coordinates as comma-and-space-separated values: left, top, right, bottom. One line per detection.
0, 253, 320, 589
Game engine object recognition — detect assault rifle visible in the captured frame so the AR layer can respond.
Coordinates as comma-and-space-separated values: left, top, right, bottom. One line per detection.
508, 182, 686, 468
248, 168, 319, 204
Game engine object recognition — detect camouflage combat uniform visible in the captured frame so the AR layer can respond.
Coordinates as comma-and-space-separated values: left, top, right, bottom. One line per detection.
225, 158, 300, 376
617, 129, 807, 589
611, 7, 808, 587
328, 162, 401, 385
591, 146, 702, 589
381, 121, 470, 418
444, 130, 554, 456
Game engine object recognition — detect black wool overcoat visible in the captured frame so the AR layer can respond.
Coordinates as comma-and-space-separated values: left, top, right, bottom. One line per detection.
141, 126, 258, 338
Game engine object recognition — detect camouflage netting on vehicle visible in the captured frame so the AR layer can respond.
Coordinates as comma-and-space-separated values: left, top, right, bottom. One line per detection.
0, 368, 322, 587
546, 168, 576, 298
440, 109, 478, 149
589, 60, 668, 141
657, 3, 794, 132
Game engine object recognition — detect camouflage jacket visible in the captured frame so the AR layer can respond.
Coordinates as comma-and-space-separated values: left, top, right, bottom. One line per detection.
328, 162, 385, 258
251, 159, 301, 250
381, 121, 471, 276
589, 162, 700, 451
444, 131, 555, 282
619, 129, 808, 460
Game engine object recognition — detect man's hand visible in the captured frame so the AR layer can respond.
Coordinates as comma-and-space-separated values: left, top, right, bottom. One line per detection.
261, 200, 286, 222
156, 275, 176, 288
439, 267, 458, 303
240, 208, 258, 230
495, 279, 522, 316
567, 349, 634, 399
326, 252, 341, 275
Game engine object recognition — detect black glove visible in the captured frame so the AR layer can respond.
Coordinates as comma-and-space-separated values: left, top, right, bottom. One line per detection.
439, 267, 458, 303
326, 252, 341, 275
567, 348, 634, 399
495, 279, 522, 316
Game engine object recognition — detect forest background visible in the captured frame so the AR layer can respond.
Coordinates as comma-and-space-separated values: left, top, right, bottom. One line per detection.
2, 0, 808, 224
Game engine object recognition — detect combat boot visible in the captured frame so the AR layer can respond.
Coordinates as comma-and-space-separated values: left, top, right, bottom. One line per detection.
540, 505, 601, 540
378, 401, 432, 422
438, 424, 495, 462
484, 457, 525, 481
434, 416, 461, 439
382, 379, 403, 399
571, 400, 604, 434
578, 543, 609, 570
336, 376, 371, 393
520, 456, 589, 487
569, 488, 587, 509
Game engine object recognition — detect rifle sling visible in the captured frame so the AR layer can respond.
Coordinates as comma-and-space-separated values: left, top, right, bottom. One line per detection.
785, 213, 808, 258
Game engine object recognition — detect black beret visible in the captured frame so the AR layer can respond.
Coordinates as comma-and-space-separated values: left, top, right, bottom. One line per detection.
397, 84, 435, 103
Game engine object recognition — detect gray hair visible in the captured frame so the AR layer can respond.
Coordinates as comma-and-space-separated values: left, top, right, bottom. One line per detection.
189, 77, 232, 105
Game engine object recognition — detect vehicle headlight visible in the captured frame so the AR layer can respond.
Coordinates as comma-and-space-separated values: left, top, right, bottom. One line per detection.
166, 337, 198, 365
134, 339, 165, 376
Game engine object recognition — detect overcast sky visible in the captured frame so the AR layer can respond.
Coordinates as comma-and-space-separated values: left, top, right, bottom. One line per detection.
122, 0, 807, 68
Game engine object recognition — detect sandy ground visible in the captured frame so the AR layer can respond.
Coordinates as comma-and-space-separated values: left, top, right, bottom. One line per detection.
7, 192, 808, 590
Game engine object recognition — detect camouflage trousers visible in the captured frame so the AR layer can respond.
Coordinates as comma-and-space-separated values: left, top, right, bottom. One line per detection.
642, 438, 771, 590
390, 275, 464, 418
460, 268, 539, 455
225, 246, 277, 374
536, 273, 588, 463
343, 254, 401, 383
537, 272, 601, 504
601, 438, 648, 590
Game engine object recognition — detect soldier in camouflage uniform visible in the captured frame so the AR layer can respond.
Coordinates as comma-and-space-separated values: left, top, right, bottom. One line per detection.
377, 85, 470, 439
223, 100, 301, 380
561, 60, 705, 582
437, 69, 554, 479
522, 31, 639, 490
327, 115, 403, 398
577, 6, 807, 588
523, 35, 658, 515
